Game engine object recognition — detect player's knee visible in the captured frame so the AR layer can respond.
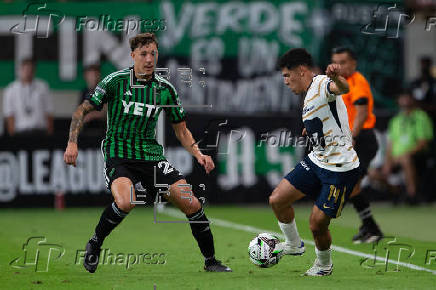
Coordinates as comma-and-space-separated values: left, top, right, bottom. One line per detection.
116, 199, 135, 212
268, 194, 276, 206
113, 193, 135, 212
269, 192, 282, 208
309, 218, 328, 236
310, 221, 327, 236
310, 222, 321, 236
111, 178, 136, 212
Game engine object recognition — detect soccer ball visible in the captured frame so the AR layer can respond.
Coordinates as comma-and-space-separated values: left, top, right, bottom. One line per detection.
248, 233, 282, 268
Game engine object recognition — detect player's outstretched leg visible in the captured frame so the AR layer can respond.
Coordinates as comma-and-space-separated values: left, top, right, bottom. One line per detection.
84, 177, 135, 273
269, 179, 305, 256
304, 205, 333, 276
167, 179, 231, 272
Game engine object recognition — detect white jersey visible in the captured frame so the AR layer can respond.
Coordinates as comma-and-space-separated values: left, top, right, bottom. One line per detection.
302, 75, 359, 172
3, 79, 53, 133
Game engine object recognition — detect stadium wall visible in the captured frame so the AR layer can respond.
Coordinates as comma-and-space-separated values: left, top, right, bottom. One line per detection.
0, 0, 404, 207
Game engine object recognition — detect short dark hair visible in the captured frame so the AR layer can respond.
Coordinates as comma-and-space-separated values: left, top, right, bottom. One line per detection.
332, 46, 357, 61
278, 48, 314, 70
20, 57, 35, 66
129, 33, 158, 51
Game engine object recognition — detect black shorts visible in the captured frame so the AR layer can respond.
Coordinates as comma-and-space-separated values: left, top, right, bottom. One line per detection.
354, 129, 378, 177
104, 158, 185, 201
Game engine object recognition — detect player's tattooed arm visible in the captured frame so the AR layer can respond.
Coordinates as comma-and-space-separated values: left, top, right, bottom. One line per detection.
172, 121, 215, 174
64, 100, 95, 167
325, 64, 349, 95
68, 100, 95, 143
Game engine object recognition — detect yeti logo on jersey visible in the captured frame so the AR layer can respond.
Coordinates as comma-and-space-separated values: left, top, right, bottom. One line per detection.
122, 100, 156, 117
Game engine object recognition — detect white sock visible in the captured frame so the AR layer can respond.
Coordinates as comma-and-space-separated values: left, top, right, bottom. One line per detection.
315, 247, 332, 266
278, 220, 301, 247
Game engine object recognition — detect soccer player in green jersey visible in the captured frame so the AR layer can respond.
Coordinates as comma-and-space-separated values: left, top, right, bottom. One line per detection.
64, 33, 231, 273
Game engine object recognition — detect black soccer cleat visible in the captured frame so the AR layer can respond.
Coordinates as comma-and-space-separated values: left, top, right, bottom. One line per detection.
353, 225, 383, 244
361, 228, 384, 244
204, 258, 232, 272
83, 240, 101, 273
352, 226, 367, 244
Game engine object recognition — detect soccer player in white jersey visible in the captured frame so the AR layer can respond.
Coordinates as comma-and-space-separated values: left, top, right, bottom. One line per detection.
269, 48, 361, 276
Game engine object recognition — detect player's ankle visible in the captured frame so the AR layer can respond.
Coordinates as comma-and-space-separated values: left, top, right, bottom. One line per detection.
204, 256, 216, 265
285, 239, 301, 248
90, 234, 103, 248
315, 247, 332, 266
278, 220, 301, 247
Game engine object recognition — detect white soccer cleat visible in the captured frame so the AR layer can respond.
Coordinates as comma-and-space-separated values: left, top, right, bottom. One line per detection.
304, 259, 333, 276
275, 241, 305, 256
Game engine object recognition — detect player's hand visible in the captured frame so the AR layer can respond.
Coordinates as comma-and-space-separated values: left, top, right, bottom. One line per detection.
196, 154, 215, 174
64, 142, 79, 167
326, 64, 341, 80
302, 128, 307, 136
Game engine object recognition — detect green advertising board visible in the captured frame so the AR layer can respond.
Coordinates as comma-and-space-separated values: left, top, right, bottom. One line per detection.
0, 0, 321, 90
0, 0, 403, 110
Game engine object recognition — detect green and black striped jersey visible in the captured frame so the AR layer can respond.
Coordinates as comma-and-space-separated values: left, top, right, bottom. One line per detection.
88, 67, 186, 161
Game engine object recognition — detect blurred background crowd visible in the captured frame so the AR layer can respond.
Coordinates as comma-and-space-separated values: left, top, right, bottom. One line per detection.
0, 0, 435, 207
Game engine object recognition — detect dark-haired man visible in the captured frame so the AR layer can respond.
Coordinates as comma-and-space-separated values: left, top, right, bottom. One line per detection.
332, 47, 383, 244
64, 33, 231, 273
270, 48, 361, 276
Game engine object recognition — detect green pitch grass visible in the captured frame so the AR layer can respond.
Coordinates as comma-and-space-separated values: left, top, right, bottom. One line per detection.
1, 204, 435, 290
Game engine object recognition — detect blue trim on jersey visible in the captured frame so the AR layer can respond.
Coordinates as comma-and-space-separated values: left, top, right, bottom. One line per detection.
328, 100, 342, 130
